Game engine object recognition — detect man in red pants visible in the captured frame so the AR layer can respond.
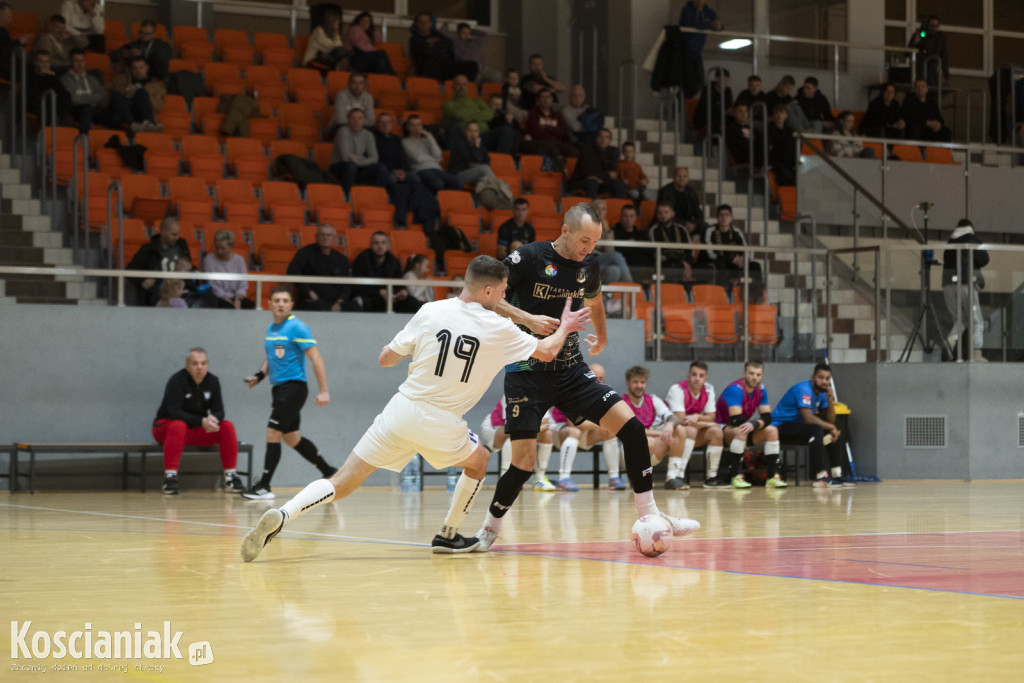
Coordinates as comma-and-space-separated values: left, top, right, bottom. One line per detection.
152, 347, 245, 494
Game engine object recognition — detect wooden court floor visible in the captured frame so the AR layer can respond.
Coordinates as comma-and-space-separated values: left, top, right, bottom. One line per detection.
3, 481, 1023, 682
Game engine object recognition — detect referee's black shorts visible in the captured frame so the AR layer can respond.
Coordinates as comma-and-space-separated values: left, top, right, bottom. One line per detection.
504, 362, 620, 438
268, 380, 308, 433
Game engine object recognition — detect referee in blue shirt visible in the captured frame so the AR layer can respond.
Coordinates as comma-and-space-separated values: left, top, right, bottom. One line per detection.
242, 285, 337, 499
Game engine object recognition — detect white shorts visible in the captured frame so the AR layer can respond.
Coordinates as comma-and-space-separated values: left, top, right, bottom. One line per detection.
480, 419, 504, 450
353, 393, 479, 472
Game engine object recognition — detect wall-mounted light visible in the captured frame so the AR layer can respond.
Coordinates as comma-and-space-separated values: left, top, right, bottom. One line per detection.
719, 38, 753, 50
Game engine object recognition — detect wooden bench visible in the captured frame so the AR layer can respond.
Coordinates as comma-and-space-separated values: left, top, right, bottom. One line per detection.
12, 442, 254, 494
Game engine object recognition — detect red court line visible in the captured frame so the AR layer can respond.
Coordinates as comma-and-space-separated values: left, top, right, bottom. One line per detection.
497, 531, 1024, 598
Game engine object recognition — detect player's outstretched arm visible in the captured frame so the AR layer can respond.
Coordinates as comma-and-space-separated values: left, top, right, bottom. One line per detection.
496, 299, 559, 336
583, 295, 608, 356
245, 360, 270, 388
532, 298, 591, 361
379, 344, 410, 368
305, 346, 330, 407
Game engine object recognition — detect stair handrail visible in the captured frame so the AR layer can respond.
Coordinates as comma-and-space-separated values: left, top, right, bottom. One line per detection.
797, 133, 925, 244
38, 90, 58, 221
748, 100, 770, 270
9, 45, 27, 163
617, 59, 638, 147
105, 180, 123, 302
70, 134, 90, 261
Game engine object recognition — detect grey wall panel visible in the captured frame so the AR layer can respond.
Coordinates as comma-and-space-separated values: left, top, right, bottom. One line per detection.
967, 364, 1024, 479
829, 364, 877, 478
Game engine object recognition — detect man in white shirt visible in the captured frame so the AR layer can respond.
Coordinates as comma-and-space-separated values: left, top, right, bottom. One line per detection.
665, 361, 725, 489
241, 255, 592, 561
60, 0, 104, 52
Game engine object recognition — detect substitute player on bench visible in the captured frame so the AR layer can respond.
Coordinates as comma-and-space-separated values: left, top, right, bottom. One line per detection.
241, 256, 591, 560
714, 360, 783, 489
665, 361, 725, 489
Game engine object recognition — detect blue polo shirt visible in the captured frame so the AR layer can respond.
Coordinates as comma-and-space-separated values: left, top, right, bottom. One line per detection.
265, 315, 317, 385
772, 380, 829, 426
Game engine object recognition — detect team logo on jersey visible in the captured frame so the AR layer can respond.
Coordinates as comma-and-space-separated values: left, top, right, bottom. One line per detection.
545, 264, 558, 277
274, 345, 285, 358
576, 269, 588, 283
510, 250, 521, 264
802, 394, 812, 404
203, 392, 211, 401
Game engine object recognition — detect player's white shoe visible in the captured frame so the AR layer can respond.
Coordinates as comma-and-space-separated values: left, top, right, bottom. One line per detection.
475, 525, 500, 551
240, 508, 286, 562
655, 511, 701, 538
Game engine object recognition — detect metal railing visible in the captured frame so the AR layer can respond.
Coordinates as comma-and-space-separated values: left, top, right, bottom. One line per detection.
8, 45, 27, 164
993, 63, 1022, 147
576, 24, 599, 105
616, 59, 638, 147
747, 100, 770, 267
700, 67, 728, 212
70, 134, 91, 262
38, 90, 58, 221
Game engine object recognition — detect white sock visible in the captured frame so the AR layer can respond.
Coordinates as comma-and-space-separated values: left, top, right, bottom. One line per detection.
280, 478, 336, 521
831, 466, 843, 478
603, 438, 620, 478
634, 489, 657, 517
559, 437, 579, 480
678, 438, 696, 476
165, 469, 177, 477
730, 438, 746, 455
706, 445, 723, 478
536, 440, 553, 478
765, 440, 780, 456
667, 456, 682, 479
816, 470, 828, 480
483, 509, 504, 532
223, 468, 236, 477
499, 439, 513, 475
439, 473, 482, 539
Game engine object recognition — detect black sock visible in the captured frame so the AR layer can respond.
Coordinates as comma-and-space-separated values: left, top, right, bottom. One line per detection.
488, 464, 532, 518
721, 450, 742, 479
617, 418, 653, 494
260, 442, 282, 487
294, 437, 335, 476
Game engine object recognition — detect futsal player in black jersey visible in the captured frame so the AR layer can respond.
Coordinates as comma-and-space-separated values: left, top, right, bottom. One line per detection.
475, 203, 700, 549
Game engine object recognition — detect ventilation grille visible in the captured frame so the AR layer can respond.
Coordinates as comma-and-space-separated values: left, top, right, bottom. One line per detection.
1019, 416, 1024, 448
904, 416, 947, 449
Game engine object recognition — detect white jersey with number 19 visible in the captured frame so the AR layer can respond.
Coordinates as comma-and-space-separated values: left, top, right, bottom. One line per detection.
388, 298, 539, 418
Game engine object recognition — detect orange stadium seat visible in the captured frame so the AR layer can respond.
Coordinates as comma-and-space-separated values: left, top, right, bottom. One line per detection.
173, 26, 211, 53
204, 63, 240, 94
286, 68, 323, 98
215, 29, 249, 56
77, 171, 111, 230
704, 304, 740, 345
132, 22, 169, 42
313, 142, 333, 171
521, 194, 560, 219
892, 144, 924, 162
181, 42, 214, 68
120, 174, 170, 227
215, 178, 261, 225
168, 176, 215, 224
269, 139, 309, 162
306, 183, 350, 223
261, 181, 307, 223
248, 118, 281, 147
168, 58, 199, 75
663, 304, 697, 344
351, 186, 394, 224
136, 132, 179, 182
43, 126, 77, 183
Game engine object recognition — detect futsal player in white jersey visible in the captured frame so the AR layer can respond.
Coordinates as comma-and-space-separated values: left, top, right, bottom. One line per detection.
241, 256, 592, 560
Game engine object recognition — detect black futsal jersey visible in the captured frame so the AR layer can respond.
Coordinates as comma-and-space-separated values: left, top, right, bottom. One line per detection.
502, 240, 602, 373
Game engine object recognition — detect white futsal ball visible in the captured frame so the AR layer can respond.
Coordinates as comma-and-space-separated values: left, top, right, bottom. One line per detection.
631, 515, 672, 557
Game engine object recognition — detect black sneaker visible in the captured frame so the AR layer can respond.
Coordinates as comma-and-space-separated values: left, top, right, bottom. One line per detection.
162, 474, 179, 495
703, 477, 728, 488
430, 533, 481, 554
665, 477, 689, 490
242, 484, 275, 500
223, 473, 245, 493
240, 508, 286, 562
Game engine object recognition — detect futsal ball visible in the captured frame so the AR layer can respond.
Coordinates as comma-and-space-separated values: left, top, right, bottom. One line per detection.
631, 515, 672, 557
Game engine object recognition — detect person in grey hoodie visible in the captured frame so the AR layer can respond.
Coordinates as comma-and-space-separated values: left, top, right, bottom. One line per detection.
401, 114, 459, 193
329, 106, 391, 193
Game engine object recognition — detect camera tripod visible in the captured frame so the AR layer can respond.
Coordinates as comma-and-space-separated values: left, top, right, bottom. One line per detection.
899, 203, 953, 362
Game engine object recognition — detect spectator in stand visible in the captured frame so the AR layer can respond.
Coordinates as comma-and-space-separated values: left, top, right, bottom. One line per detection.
127, 217, 191, 307
678, 0, 723, 98
344, 11, 393, 74
496, 198, 535, 259
830, 111, 868, 157
617, 141, 652, 202
402, 114, 460, 193
108, 56, 163, 131
734, 74, 767, 116
567, 127, 624, 199
796, 76, 835, 133
0, 3, 31, 76
400, 253, 433, 312
908, 14, 949, 85
693, 67, 732, 136
447, 120, 495, 187
60, 0, 103, 52
592, 198, 633, 285
705, 203, 763, 299
373, 111, 441, 231
560, 84, 603, 145
156, 278, 187, 308
61, 48, 107, 132
763, 75, 795, 115
500, 67, 528, 123
352, 231, 415, 312
442, 73, 516, 154
657, 166, 704, 233
860, 83, 905, 139
613, 204, 653, 268
409, 12, 477, 81
442, 21, 498, 83
648, 202, 696, 275
201, 229, 253, 309
302, 4, 346, 69
287, 223, 361, 312
35, 15, 87, 74
521, 88, 579, 169
767, 104, 796, 186
487, 92, 518, 139
725, 102, 763, 166
519, 53, 566, 110
901, 78, 951, 142
331, 71, 374, 128
26, 50, 72, 122
330, 106, 392, 194
111, 20, 172, 82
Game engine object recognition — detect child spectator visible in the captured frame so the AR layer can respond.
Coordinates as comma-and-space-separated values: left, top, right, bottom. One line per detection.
617, 141, 653, 201
156, 278, 187, 308
500, 67, 528, 123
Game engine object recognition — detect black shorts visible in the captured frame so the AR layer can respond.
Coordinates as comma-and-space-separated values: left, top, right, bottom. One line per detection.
269, 380, 308, 433
504, 362, 620, 438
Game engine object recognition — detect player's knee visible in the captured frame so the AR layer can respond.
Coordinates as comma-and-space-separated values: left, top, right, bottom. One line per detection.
616, 417, 647, 449
219, 420, 236, 437
708, 425, 724, 444
764, 425, 778, 440
683, 424, 697, 439
565, 426, 582, 440
167, 420, 187, 436
464, 446, 489, 479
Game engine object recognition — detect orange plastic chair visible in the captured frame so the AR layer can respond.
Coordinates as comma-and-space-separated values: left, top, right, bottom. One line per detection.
121, 174, 170, 227
892, 144, 924, 162
104, 20, 128, 49
521, 193, 560, 219
168, 58, 199, 76
862, 141, 884, 159
925, 147, 958, 165
477, 232, 498, 257
325, 71, 353, 99
350, 186, 394, 224
481, 82, 503, 101
88, 129, 127, 163
603, 199, 632, 225
84, 52, 113, 83
778, 186, 798, 222
252, 223, 295, 250
168, 177, 215, 224
437, 189, 476, 224
748, 304, 780, 346
78, 171, 112, 230
261, 181, 306, 223
263, 47, 294, 73
249, 117, 281, 147
313, 142, 333, 171
405, 76, 443, 101
658, 282, 689, 308
391, 230, 429, 256
173, 26, 210, 52
306, 183, 350, 224
533, 216, 563, 241
530, 172, 563, 199
255, 32, 289, 56
181, 42, 214, 67
519, 155, 545, 185
136, 132, 179, 182
43, 126, 77, 183
344, 228, 378, 259
215, 178, 260, 225
286, 68, 323, 98
704, 305, 739, 345
663, 304, 698, 344
226, 137, 266, 167
204, 63, 240, 93
691, 283, 729, 310
215, 29, 249, 56
560, 196, 589, 213
444, 251, 478, 277
269, 139, 309, 162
